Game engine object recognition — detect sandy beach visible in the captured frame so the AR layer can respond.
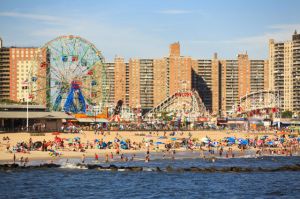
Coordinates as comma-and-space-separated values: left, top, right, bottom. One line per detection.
0, 130, 281, 163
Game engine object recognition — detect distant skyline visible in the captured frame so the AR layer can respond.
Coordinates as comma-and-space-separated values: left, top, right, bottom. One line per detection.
0, 0, 300, 61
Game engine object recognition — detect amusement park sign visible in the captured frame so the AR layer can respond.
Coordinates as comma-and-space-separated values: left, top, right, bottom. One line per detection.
175, 92, 193, 97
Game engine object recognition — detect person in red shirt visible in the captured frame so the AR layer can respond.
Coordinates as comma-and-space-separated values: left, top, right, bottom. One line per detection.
94, 153, 99, 161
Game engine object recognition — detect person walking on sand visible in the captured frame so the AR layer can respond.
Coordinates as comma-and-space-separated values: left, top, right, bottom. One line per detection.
6, 141, 10, 151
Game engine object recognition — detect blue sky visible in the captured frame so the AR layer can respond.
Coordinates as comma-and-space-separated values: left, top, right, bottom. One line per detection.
0, 0, 299, 61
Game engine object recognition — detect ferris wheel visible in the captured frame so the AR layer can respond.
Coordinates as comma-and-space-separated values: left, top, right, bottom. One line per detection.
29, 35, 108, 113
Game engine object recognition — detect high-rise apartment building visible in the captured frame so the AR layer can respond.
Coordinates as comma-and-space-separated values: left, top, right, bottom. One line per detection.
269, 31, 300, 112
113, 57, 126, 104
139, 59, 154, 110
221, 59, 239, 114
128, 58, 141, 109
192, 59, 213, 111
153, 58, 168, 107
103, 62, 115, 105
0, 46, 10, 100
292, 31, 300, 113
9, 48, 41, 102
127, 58, 155, 110
0, 46, 44, 103
238, 54, 251, 99
211, 55, 221, 115
250, 60, 269, 92
168, 43, 192, 95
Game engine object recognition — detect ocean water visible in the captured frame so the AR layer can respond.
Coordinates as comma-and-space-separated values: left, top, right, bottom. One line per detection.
1, 156, 300, 199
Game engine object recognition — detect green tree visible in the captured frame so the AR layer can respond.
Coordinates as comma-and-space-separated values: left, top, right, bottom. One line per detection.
281, 110, 293, 118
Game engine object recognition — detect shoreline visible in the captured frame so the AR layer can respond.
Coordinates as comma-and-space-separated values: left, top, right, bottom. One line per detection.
1, 148, 299, 165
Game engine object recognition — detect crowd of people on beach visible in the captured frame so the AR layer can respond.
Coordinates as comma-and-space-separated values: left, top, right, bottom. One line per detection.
1, 129, 300, 164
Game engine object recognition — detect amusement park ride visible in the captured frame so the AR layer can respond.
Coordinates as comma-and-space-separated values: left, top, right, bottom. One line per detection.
28, 35, 109, 121
144, 89, 208, 122
231, 90, 281, 119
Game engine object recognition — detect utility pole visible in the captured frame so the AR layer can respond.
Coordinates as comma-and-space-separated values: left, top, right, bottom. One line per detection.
26, 72, 29, 132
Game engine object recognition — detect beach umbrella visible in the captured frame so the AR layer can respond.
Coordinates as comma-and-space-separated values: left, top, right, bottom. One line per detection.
170, 137, 177, 141
240, 139, 248, 145
94, 139, 100, 143
228, 137, 235, 142
120, 140, 127, 145
102, 142, 107, 148
158, 136, 167, 139
201, 137, 210, 143
155, 142, 164, 145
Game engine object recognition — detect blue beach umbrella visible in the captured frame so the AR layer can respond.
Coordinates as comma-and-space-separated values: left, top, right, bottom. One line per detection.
227, 137, 235, 143
155, 142, 164, 145
102, 142, 107, 148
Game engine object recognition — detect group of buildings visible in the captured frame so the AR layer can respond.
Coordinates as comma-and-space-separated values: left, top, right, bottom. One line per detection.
0, 31, 300, 117
104, 43, 269, 116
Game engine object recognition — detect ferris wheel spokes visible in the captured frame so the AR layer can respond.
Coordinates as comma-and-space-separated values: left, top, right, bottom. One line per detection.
30, 35, 107, 113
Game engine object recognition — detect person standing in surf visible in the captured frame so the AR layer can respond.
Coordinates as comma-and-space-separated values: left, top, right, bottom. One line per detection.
94, 153, 99, 161
82, 154, 86, 163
